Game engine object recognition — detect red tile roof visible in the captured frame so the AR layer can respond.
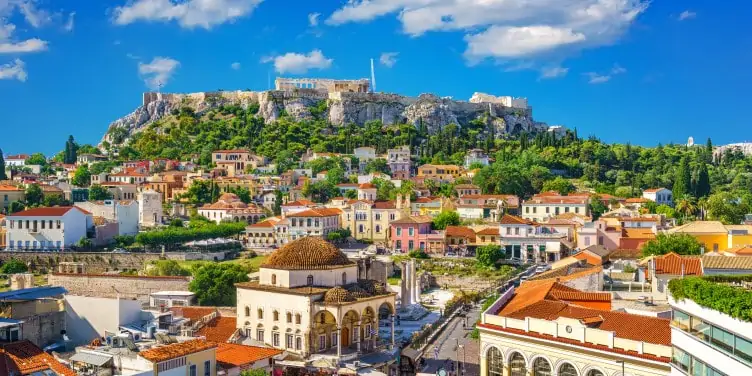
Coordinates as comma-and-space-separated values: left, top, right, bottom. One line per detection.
196, 316, 238, 343
282, 200, 315, 207
373, 200, 396, 209
215, 343, 282, 368
499, 214, 537, 225
170, 307, 216, 322
476, 227, 499, 236
286, 208, 342, 217
358, 183, 376, 189
653, 252, 702, 275
8, 206, 91, 217
625, 198, 649, 203
445, 226, 476, 240
390, 216, 433, 224
496, 281, 670, 346
1, 340, 75, 376
0, 185, 21, 191
139, 339, 217, 363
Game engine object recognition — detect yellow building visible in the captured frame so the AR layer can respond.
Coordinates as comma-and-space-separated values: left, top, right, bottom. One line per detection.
668, 221, 752, 252
479, 281, 672, 376
0, 184, 24, 212
417, 164, 462, 181
328, 189, 409, 243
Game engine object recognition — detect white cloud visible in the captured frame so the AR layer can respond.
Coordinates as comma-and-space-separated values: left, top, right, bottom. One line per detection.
678, 10, 696, 21
379, 52, 398, 67
17, 0, 53, 28
539, 66, 568, 79
263, 49, 332, 74
0, 58, 26, 81
138, 57, 180, 89
328, 0, 648, 64
584, 72, 610, 84
584, 64, 626, 84
113, 0, 264, 29
308, 12, 320, 27
231, 62, 241, 70
0, 37, 47, 53
64, 12, 75, 32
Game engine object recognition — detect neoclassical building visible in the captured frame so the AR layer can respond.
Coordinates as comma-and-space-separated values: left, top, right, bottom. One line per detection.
478, 281, 671, 376
198, 193, 265, 224
235, 237, 397, 371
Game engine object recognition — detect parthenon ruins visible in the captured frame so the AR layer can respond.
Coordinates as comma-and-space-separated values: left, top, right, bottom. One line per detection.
275, 77, 370, 93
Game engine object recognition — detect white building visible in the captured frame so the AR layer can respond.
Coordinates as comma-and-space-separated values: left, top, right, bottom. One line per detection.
75, 199, 139, 236
286, 208, 342, 240
4, 154, 29, 166
235, 237, 396, 372
198, 193, 265, 224
669, 280, 752, 376
522, 193, 590, 222
5, 206, 93, 250
469, 92, 529, 109
464, 148, 490, 168
643, 188, 673, 206
499, 214, 569, 263
281, 199, 316, 217
139, 189, 163, 227
150, 291, 196, 308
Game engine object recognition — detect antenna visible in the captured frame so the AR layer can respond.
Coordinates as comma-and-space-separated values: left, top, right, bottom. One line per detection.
370, 58, 376, 93
156, 81, 163, 94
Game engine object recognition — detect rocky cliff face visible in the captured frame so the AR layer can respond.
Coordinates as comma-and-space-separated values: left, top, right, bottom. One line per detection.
101, 90, 548, 146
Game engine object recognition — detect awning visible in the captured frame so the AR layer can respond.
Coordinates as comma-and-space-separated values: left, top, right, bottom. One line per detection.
357, 368, 387, 376
69, 352, 113, 367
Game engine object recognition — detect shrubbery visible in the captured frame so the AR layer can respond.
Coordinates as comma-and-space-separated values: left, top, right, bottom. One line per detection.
668, 275, 752, 321
135, 222, 246, 250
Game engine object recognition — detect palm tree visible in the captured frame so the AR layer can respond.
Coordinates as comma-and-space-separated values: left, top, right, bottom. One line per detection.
676, 197, 697, 220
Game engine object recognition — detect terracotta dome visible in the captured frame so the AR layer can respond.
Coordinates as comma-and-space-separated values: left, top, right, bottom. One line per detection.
346, 285, 371, 299
230, 201, 248, 208
324, 286, 356, 303
262, 237, 355, 270
218, 193, 240, 203
357, 279, 386, 295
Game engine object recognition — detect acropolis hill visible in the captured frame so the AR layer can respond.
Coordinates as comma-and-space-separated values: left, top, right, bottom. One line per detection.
102, 77, 550, 145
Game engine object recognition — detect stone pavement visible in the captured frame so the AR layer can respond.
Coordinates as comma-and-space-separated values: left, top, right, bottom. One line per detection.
420, 305, 482, 376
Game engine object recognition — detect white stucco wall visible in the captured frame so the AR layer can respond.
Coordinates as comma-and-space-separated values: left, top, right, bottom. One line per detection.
6, 208, 90, 249
64, 295, 143, 345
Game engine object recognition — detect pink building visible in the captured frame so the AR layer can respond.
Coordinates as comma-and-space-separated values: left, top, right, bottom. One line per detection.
389, 216, 444, 253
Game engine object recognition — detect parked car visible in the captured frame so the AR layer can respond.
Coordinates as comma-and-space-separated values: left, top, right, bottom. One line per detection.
112, 248, 128, 254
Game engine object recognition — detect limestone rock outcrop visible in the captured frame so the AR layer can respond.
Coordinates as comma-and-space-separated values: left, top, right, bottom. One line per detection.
100, 89, 551, 146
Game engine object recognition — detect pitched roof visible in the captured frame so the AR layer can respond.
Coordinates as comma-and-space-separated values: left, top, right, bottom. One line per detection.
282, 200, 315, 207
643, 188, 667, 193
668, 221, 728, 234
390, 216, 433, 225
625, 197, 649, 203
1, 340, 75, 376
139, 339, 217, 363
499, 214, 536, 225
528, 265, 602, 282
723, 245, 752, 256
701, 255, 752, 270
215, 343, 282, 368
653, 253, 702, 275
445, 226, 476, 240
526, 193, 589, 205
285, 208, 342, 217
476, 227, 499, 236
196, 316, 238, 343
496, 282, 670, 346
609, 249, 643, 259
373, 200, 396, 209
0, 185, 21, 191
358, 183, 376, 189
583, 245, 612, 258
8, 206, 91, 217
170, 307, 216, 323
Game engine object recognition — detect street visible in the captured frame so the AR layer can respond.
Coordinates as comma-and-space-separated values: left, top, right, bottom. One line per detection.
420, 304, 482, 376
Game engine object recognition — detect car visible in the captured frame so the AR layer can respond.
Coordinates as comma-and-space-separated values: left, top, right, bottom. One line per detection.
112, 248, 128, 254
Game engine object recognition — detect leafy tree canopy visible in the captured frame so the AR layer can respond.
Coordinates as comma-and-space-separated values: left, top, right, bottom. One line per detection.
0, 259, 28, 274
89, 184, 114, 201
432, 211, 460, 230
641, 233, 702, 257
189, 263, 250, 306
476, 244, 504, 268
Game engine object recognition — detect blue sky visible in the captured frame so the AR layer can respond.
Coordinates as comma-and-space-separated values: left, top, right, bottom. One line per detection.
0, 0, 750, 156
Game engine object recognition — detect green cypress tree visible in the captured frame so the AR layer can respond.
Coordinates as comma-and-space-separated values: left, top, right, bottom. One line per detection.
0, 148, 6, 180
695, 163, 711, 198
673, 156, 692, 199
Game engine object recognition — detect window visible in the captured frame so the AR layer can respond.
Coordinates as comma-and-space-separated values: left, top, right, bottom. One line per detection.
295, 336, 302, 350
365, 324, 372, 338
307, 275, 314, 286
295, 314, 301, 325
331, 332, 338, 348
532, 358, 551, 376
575, 207, 580, 214
286, 334, 294, 349
41, 220, 45, 229
245, 306, 250, 317
396, 227, 402, 236
273, 311, 279, 321
598, 236, 604, 245
319, 334, 326, 350
56, 220, 61, 229
514, 228, 520, 235
272, 331, 280, 347
375, 225, 381, 233
506, 227, 511, 235
204, 361, 210, 376
286, 312, 292, 323
711, 326, 735, 353
673, 308, 750, 367
271, 274, 277, 285
737, 336, 752, 364
189, 364, 197, 376
509, 352, 526, 376
408, 240, 414, 250
389, 213, 396, 220
395, 240, 402, 249
525, 207, 529, 213
545, 207, 550, 214
342, 272, 347, 285
565, 207, 570, 213
558, 363, 577, 376
584, 237, 591, 246
487, 347, 503, 376
375, 213, 381, 220
533, 207, 537, 214
258, 308, 263, 319
256, 329, 264, 342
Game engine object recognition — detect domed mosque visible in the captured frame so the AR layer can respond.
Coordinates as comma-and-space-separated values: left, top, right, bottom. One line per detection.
235, 237, 396, 372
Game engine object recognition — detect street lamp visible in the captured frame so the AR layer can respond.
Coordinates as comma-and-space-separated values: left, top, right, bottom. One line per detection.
616, 360, 625, 376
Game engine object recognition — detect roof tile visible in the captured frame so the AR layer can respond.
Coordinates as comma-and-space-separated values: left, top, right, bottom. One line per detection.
139, 339, 217, 363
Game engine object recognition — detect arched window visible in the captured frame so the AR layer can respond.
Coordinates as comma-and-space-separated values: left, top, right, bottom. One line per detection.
273, 310, 280, 321
307, 275, 314, 286
532, 358, 552, 376
257, 308, 264, 319
586, 371, 604, 376
286, 312, 292, 323
558, 363, 577, 376
342, 272, 347, 285
509, 353, 527, 376
487, 347, 503, 376
295, 313, 301, 325
244, 306, 250, 317
271, 274, 277, 285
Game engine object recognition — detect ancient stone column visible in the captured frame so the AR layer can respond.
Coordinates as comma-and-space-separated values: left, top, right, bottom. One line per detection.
390, 314, 396, 348
355, 323, 362, 354
337, 326, 342, 359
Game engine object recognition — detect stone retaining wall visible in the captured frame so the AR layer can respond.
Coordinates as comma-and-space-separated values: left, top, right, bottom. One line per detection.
48, 273, 191, 302
0, 252, 163, 274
